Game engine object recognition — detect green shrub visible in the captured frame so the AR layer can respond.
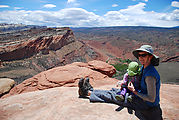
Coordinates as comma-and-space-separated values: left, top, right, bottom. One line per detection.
112, 63, 128, 72
110, 58, 132, 79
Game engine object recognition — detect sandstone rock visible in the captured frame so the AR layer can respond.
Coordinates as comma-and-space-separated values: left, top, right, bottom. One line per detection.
0, 78, 15, 96
0, 84, 178, 120
0, 86, 138, 120
87, 60, 116, 77
3, 60, 117, 98
160, 84, 179, 120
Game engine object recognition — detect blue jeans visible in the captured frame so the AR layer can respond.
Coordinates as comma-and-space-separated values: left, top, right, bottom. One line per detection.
89, 88, 163, 120
89, 88, 123, 105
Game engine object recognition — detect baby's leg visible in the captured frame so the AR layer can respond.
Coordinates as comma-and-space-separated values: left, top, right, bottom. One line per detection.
120, 88, 127, 96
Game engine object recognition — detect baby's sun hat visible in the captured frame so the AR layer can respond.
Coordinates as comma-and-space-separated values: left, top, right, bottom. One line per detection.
127, 62, 140, 76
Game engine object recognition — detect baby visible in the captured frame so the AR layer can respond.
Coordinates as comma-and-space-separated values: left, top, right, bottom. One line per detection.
115, 61, 141, 102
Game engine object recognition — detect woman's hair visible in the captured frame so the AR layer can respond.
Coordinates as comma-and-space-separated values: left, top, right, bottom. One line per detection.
151, 55, 160, 66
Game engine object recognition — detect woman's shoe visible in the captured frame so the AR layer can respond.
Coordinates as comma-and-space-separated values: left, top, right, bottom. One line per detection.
78, 78, 84, 88
84, 77, 93, 91
78, 77, 91, 97
78, 78, 85, 97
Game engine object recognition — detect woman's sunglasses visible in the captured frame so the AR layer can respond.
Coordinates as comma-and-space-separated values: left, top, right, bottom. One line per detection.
138, 53, 149, 57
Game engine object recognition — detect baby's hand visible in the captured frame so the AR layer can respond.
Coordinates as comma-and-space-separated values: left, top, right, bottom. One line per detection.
116, 81, 123, 87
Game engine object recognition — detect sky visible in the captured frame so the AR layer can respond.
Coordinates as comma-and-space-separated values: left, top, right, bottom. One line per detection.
0, 0, 179, 27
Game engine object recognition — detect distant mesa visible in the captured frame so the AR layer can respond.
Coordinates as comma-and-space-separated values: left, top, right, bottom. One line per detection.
0, 23, 47, 32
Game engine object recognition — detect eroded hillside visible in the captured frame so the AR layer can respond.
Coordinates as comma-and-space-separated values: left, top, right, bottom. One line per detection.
72, 26, 179, 62
0, 25, 100, 84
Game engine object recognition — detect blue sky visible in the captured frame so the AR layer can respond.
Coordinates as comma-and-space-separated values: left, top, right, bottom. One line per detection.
0, 0, 179, 27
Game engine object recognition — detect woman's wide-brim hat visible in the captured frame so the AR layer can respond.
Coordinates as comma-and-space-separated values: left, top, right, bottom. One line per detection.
132, 45, 160, 66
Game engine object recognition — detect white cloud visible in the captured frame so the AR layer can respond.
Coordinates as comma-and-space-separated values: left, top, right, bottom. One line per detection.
0, 3, 178, 27
112, 4, 118, 7
120, 2, 146, 14
67, 0, 76, 3
55, 8, 103, 27
43, 4, 56, 8
103, 2, 179, 27
67, 0, 79, 7
171, 1, 179, 8
14, 7, 23, 10
0, 5, 9, 8
0, 8, 103, 27
159, 9, 179, 21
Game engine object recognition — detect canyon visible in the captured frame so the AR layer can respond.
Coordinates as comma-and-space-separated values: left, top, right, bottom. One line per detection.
0, 24, 179, 120
0, 25, 101, 84
0, 24, 178, 85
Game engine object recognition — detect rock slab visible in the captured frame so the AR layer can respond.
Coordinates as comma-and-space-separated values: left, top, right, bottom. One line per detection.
0, 84, 178, 120
0, 78, 15, 96
3, 60, 116, 98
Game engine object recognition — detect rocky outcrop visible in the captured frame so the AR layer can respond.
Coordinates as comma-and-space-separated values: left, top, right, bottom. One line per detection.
0, 78, 15, 97
0, 83, 178, 120
88, 60, 116, 77
2, 60, 116, 98
0, 27, 100, 84
0, 86, 138, 120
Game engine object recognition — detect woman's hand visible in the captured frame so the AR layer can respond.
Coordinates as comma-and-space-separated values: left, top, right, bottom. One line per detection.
128, 82, 137, 95
128, 82, 135, 92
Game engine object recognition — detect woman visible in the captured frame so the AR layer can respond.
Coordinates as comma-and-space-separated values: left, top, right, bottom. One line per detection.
78, 45, 163, 120
127, 45, 163, 120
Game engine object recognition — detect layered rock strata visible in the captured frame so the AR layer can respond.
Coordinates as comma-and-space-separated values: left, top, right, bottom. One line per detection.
0, 28, 100, 84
